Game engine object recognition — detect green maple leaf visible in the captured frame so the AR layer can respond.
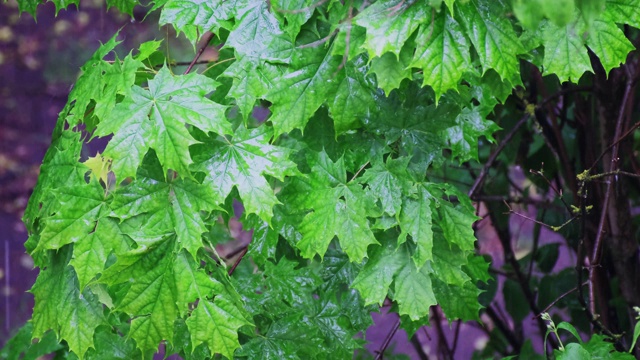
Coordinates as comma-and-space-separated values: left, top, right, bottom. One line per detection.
430, 239, 472, 286
399, 188, 434, 268
35, 180, 108, 253
585, 18, 635, 76
186, 296, 252, 359
354, 0, 429, 58
65, 38, 156, 130
283, 151, 379, 262
91, 54, 146, 123
446, 106, 501, 161
301, 294, 361, 357
360, 156, 412, 217
192, 126, 298, 223
328, 56, 378, 135
369, 47, 413, 95
101, 239, 230, 354
226, 0, 294, 63
160, 0, 237, 44
70, 217, 130, 290
432, 189, 478, 252
31, 248, 105, 358
244, 215, 279, 263
393, 258, 437, 321
236, 321, 303, 359
264, 258, 321, 305
111, 157, 220, 258
173, 250, 221, 311
270, 0, 314, 38
107, 0, 138, 15
433, 279, 482, 320
85, 329, 143, 359
456, 0, 525, 82
224, 60, 283, 120
66, 33, 122, 127
320, 247, 363, 292
542, 20, 593, 83
24, 130, 85, 234
95, 66, 231, 180
0, 323, 64, 360
605, 0, 640, 29
266, 47, 342, 136
351, 239, 405, 306
411, 10, 471, 100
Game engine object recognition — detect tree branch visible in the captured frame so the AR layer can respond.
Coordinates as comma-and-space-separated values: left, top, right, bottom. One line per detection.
468, 113, 530, 199
374, 317, 401, 360
184, 32, 216, 75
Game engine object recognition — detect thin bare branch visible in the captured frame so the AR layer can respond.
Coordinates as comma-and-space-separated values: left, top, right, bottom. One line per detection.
184, 32, 216, 75
374, 317, 401, 360
468, 113, 530, 198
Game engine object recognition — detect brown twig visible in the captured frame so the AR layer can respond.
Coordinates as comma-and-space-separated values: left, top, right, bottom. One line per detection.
468, 113, 530, 199
538, 281, 589, 315
529, 167, 572, 214
539, 85, 593, 107
374, 317, 401, 360
503, 201, 576, 232
590, 79, 632, 266
184, 32, 216, 75
228, 247, 248, 275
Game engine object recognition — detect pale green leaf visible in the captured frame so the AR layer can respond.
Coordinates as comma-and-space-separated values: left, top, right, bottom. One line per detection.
187, 297, 251, 359
411, 11, 471, 100
328, 56, 378, 135
192, 126, 298, 223
542, 20, 593, 83
586, 18, 635, 76
96, 66, 231, 179
36, 180, 107, 253
437, 202, 478, 251
351, 240, 405, 306
604, 0, 640, 29
354, 0, 429, 58
457, 0, 525, 82
99, 239, 178, 353
393, 260, 437, 321
266, 48, 342, 136
70, 217, 129, 290
399, 188, 434, 268
369, 48, 412, 95
31, 248, 105, 358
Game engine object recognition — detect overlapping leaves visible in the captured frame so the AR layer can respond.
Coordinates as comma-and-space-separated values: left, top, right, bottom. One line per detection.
16, 0, 640, 359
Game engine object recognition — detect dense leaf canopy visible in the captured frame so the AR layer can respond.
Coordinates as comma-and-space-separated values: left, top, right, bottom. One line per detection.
6, 0, 640, 358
